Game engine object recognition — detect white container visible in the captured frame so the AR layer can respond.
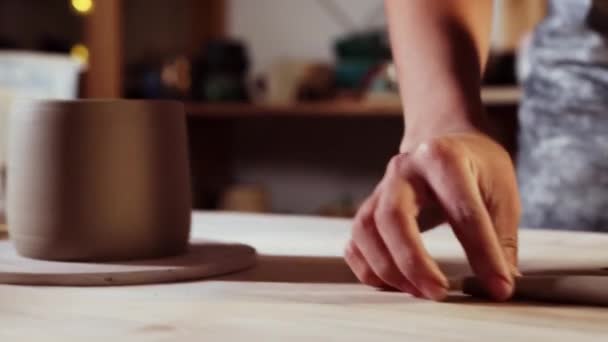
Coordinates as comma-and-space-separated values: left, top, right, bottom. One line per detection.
0, 51, 84, 99
0, 51, 85, 162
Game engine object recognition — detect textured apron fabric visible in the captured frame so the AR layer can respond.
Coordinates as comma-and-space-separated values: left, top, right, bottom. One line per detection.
518, 0, 608, 231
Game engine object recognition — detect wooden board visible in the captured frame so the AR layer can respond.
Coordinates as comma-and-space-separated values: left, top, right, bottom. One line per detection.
1, 212, 608, 341
0, 239, 255, 286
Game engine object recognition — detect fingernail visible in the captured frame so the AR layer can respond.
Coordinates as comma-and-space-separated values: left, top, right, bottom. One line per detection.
422, 281, 448, 301
510, 264, 522, 277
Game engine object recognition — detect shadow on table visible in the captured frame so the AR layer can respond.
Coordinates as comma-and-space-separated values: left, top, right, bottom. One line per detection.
215, 249, 608, 308
218, 253, 473, 284
96, 243, 603, 307
217, 253, 577, 308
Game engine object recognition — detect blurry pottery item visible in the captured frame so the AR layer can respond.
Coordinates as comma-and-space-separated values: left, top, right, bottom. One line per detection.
296, 64, 335, 101
0, 239, 256, 286
7, 100, 191, 261
0, 51, 83, 227
264, 60, 310, 104
220, 184, 270, 213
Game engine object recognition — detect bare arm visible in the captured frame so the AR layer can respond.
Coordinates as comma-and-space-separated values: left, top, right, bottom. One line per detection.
386, 0, 493, 148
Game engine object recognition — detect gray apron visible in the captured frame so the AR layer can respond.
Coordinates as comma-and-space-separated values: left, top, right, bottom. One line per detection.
518, 0, 608, 231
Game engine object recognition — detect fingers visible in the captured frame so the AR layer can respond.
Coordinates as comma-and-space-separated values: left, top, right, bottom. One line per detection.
412, 140, 514, 300
373, 157, 449, 300
347, 157, 448, 300
349, 193, 422, 296
486, 179, 521, 276
344, 241, 384, 288
348, 134, 520, 302
345, 240, 421, 295
476, 141, 521, 274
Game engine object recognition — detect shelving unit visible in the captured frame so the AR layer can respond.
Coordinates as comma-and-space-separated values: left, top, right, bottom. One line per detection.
0, 1, 527, 213
186, 86, 521, 118
82, 0, 225, 98
187, 101, 403, 118
185, 87, 521, 211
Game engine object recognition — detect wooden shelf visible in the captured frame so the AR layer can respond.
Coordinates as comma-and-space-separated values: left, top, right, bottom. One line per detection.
187, 101, 402, 118
186, 86, 521, 118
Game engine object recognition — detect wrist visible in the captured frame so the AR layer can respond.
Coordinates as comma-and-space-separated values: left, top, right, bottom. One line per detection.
400, 104, 489, 153
398, 70, 489, 152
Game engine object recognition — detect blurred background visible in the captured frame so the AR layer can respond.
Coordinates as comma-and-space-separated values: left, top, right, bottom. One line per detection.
0, 0, 546, 217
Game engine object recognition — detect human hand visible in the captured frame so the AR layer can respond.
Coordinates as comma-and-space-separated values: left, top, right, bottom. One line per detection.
344, 131, 520, 301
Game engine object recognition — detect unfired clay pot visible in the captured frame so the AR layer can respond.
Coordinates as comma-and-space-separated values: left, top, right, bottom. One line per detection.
7, 100, 191, 261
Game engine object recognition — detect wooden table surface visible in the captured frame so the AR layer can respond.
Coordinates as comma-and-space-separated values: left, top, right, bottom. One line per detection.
1, 212, 608, 341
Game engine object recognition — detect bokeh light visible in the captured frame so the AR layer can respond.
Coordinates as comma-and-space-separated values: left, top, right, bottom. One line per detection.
71, 0, 94, 15
70, 43, 89, 66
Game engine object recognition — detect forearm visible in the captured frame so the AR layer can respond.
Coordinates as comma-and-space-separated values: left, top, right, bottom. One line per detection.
385, 0, 493, 150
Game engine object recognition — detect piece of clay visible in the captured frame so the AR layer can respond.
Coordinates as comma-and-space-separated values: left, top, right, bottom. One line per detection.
460, 275, 608, 306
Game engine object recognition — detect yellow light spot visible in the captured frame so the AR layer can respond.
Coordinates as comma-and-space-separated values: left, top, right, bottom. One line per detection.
71, 0, 94, 15
70, 44, 89, 66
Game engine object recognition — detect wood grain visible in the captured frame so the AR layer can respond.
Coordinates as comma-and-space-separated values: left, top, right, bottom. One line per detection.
1, 212, 608, 341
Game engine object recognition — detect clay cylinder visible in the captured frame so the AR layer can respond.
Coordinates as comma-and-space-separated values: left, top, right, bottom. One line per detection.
7, 100, 191, 261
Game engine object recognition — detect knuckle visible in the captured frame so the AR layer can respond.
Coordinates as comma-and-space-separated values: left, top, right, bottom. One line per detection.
352, 216, 375, 238
358, 209, 376, 227
387, 154, 411, 175
387, 155, 401, 171
414, 138, 459, 164
449, 199, 486, 229
374, 204, 401, 227
500, 236, 518, 253
453, 203, 479, 225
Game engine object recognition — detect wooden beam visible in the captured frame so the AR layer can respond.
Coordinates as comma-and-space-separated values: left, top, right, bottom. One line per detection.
83, 0, 123, 98
190, 0, 226, 54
